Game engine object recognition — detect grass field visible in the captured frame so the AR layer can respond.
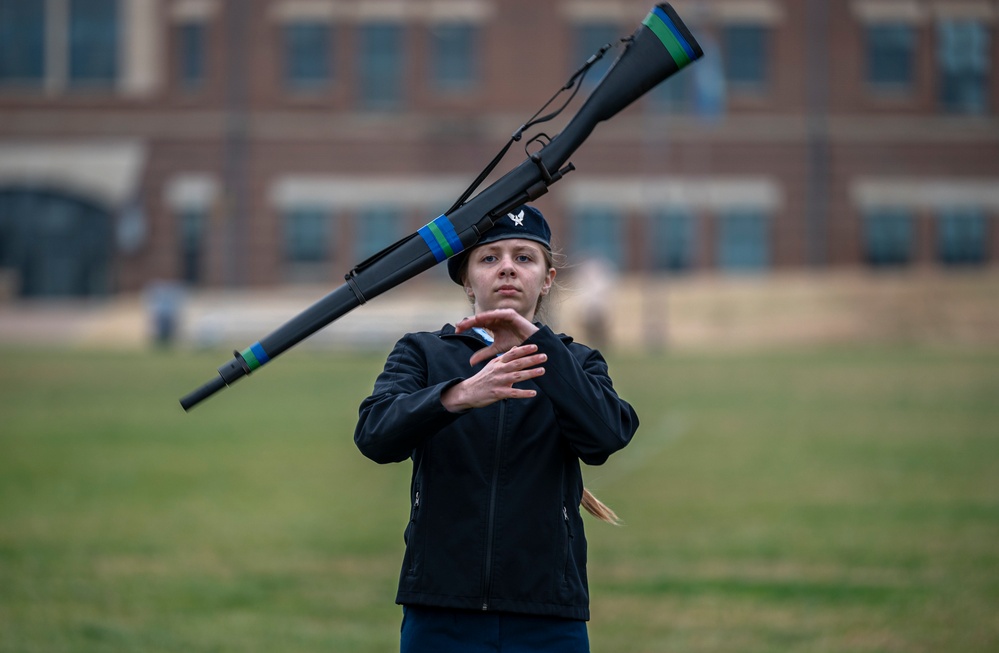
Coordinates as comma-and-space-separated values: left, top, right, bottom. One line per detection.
1, 344, 997, 652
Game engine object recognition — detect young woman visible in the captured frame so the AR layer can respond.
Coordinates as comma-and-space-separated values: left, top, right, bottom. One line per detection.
354, 205, 639, 652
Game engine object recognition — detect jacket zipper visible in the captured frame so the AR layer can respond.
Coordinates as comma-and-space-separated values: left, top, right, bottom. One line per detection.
407, 485, 421, 576
562, 504, 574, 582
481, 400, 506, 610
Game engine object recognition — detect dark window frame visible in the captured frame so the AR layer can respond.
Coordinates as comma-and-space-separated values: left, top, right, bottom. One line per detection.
283, 20, 333, 91
865, 22, 916, 92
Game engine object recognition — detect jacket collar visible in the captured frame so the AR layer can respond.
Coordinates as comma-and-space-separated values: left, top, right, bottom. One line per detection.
439, 323, 575, 346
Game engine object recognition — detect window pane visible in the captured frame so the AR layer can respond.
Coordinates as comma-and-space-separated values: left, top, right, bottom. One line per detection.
430, 23, 478, 93
571, 207, 624, 269
69, 0, 118, 85
717, 209, 770, 271
179, 22, 206, 89
938, 20, 990, 115
937, 207, 987, 265
650, 208, 696, 271
574, 23, 619, 88
649, 35, 726, 117
647, 65, 694, 112
359, 22, 403, 109
284, 22, 330, 89
179, 208, 206, 285
723, 24, 768, 88
0, 0, 45, 83
355, 207, 402, 260
1, 190, 111, 297
284, 207, 330, 262
863, 208, 913, 266
867, 23, 914, 88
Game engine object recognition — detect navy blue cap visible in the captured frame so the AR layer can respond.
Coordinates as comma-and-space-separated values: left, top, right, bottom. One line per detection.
447, 205, 551, 284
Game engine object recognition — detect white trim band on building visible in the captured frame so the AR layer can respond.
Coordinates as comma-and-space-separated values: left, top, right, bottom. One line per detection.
851, 1, 927, 23
270, 175, 469, 210
561, 1, 644, 23
271, 0, 340, 21
164, 174, 220, 211
713, 0, 786, 24
851, 178, 999, 209
271, 0, 495, 23
562, 176, 783, 211
931, 1, 996, 20
170, 0, 221, 21
562, 1, 783, 24
851, 1, 998, 23
0, 141, 145, 208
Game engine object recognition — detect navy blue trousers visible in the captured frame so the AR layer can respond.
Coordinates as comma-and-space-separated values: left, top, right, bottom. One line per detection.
400, 606, 590, 653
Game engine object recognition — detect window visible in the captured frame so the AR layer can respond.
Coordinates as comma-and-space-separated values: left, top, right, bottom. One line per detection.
0, 188, 111, 297
573, 22, 619, 88
649, 35, 725, 117
863, 208, 913, 266
69, 0, 118, 86
650, 208, 696, 271
937, 207, 988, 265
866, 23, 915, 90
938, 20, 990, 115
179, 208, 206, 285
178, 22, 206, 90
355, 207, 402, 260
0, 0, 45, 85
723, 24, 768, 89
647, 66, 694, 112
430, 23, 478, 93
284, 21, 331, 90
359, 22, 403, 109
716, 209, 770, 271
284, 206, 330, 263
571, 207, 624, 269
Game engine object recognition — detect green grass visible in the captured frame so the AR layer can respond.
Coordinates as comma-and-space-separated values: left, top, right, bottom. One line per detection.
1, 344, 997, 652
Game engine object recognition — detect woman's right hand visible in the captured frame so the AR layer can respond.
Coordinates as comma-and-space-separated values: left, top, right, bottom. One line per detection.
440, 344, 547, 412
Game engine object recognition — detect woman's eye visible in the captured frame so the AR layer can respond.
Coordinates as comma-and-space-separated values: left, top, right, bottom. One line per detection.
516, 255, 531, 263
481, 255, 497, 263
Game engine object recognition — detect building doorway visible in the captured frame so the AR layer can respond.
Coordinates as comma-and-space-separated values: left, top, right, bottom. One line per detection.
0, 187, 113, 298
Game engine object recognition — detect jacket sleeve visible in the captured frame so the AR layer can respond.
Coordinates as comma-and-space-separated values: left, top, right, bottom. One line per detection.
353, 334, 466, 464
526, 326, 639, 465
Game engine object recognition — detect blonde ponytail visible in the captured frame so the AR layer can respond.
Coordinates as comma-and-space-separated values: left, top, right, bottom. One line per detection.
581, 488, 621, 525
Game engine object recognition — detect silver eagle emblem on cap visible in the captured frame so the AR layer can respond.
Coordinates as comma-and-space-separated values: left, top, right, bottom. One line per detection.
508, 210, 525, 227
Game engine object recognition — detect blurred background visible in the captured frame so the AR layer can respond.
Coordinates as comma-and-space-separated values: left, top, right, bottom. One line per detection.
0, 0, 996, 350
1, 2, 998, 652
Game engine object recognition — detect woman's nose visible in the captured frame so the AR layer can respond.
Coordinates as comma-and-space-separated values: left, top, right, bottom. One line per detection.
498, 256, 516, 275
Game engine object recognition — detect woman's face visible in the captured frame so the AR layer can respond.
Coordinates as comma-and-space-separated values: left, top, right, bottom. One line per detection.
462, 238, 556, 321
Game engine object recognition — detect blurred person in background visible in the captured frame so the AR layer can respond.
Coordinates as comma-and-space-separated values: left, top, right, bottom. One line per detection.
354, 205, 639, 653
144, 279, 184, 348
572, 256, 616, 351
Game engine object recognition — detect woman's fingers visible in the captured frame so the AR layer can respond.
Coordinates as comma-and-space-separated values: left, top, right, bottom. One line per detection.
443, 346, 546, 411
492, 349, 546, 385
470, 343, 542, 367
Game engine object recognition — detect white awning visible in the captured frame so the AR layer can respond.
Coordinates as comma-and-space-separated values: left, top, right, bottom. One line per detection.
563, 176, 783, 211
271, 175, 467, 211
851, 178, 999, 209
0, 141, 146, 208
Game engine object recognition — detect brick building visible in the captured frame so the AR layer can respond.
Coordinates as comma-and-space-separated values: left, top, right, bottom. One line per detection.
0, 0, 996, 297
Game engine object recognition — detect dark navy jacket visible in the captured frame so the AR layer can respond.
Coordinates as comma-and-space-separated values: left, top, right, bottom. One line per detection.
354, 323, 639, 620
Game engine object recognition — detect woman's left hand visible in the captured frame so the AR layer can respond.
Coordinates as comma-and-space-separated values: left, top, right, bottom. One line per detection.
456, 309, 540, 366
